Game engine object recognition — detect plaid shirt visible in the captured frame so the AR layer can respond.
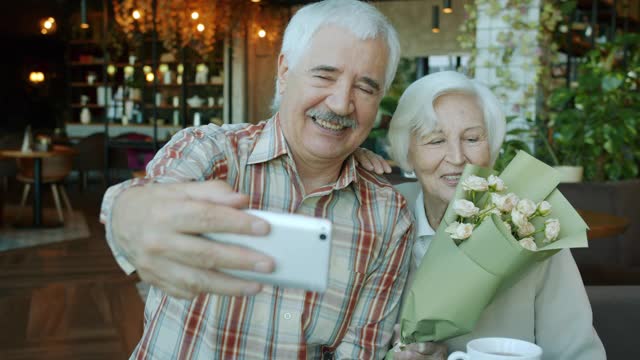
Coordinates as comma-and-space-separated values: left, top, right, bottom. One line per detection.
100, 115, 414, 359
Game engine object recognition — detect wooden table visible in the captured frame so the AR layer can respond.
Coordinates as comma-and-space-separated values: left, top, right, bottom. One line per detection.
0, 149, 59, 227
578, 209, 630, 240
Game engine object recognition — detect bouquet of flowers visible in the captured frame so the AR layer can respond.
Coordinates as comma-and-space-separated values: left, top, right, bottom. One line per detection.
386, 151, 589, 358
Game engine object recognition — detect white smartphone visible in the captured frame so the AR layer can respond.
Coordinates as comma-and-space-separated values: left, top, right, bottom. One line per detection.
202, 210, 333, 292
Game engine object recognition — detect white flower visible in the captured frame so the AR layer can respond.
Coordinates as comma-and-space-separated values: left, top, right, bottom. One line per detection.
450, 223, 474, 240
462, 175, 489, 192
537, 201, 552, 216
517, 222, 536, 237
503, 221, 512, 234
445, 221, 460, 234
544, 218, 561, 242
453, 199, 479, 218
519, 237, 538, 251
491, 193, 518, 213
491, 193, 506, 210
487, 174, 506, 192
505, 193, 520, 210
511, 209, 528, 228
516, 199, 537, 217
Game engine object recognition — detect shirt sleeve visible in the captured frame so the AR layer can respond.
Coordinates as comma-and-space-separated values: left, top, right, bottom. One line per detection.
534, 249, 606, 360
333, 208, 414, 360
99, 125, 232, 274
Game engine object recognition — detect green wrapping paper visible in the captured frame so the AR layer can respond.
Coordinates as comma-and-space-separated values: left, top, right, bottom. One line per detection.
386, 151, 589, 358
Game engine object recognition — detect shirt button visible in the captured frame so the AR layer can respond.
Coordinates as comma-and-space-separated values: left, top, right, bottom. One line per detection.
283, 312, 292, 320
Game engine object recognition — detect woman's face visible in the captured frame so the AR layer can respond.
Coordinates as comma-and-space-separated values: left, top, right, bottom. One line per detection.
408, 93, 491, 209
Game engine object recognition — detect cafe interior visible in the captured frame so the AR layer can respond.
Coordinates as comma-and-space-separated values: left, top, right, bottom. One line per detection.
0, 0, 638, 358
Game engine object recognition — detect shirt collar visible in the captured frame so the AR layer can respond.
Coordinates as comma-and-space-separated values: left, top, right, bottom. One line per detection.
247, 112, 359, 191
414, 190, 436, 237
247, 113, 289, 165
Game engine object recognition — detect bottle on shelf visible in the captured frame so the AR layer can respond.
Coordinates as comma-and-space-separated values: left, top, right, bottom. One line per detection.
193, 112, 201, 127
80, 107, 91, 124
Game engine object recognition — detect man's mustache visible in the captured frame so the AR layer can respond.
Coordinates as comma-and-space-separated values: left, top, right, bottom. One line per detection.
306, 108, 357, 129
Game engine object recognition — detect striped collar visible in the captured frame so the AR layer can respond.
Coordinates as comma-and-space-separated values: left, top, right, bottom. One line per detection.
248, 113, 359, 192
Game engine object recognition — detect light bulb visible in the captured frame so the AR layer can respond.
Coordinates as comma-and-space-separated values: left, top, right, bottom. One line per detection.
197, 23, 205, 32
146, 73, 155, 82
191, 11, 199, 20
258, 29, 266, 38
132, 10, 141, 20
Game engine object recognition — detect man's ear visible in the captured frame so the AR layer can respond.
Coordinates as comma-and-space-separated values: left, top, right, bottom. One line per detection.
277, 53, 289, 95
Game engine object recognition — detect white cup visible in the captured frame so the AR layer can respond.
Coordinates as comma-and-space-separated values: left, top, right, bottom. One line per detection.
448, 338, 542, 360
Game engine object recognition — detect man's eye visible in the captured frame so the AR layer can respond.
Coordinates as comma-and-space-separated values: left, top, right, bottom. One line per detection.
427, 139, 444, 145
358, 86, 374, 95
466, 137, 479, 143
314, 75, 331, 80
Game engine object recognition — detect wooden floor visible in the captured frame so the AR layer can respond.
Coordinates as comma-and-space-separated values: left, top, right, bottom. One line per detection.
0, 181, 144, 360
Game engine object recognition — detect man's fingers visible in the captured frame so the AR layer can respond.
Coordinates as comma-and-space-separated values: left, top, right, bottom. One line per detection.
142, 257, 265, 298
174, 180, 250, 208
166, 200, 270, 236
154, 233, 276, 273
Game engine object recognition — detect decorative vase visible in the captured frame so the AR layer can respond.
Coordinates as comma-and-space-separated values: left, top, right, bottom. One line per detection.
80, 107, 91, 124
554, 165, 584, 183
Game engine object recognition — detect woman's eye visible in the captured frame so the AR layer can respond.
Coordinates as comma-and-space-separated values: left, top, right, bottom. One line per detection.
466, 137, 479, 143
314, 75, 330, 81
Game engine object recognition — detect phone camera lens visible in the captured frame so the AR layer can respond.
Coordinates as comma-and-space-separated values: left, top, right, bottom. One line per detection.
320, 234, 327, 240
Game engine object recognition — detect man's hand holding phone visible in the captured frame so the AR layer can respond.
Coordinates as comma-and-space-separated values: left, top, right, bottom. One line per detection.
204, 210, 332, 292
111, 180, 276, 299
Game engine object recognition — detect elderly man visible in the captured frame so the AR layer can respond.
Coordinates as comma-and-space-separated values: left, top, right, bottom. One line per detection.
101, 1, 421, 358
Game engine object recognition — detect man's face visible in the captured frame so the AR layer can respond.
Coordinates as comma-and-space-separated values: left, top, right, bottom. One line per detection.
277, 25, 389, 166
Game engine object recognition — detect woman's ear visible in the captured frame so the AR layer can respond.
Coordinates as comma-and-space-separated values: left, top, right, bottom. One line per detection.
277, 54, 289, 95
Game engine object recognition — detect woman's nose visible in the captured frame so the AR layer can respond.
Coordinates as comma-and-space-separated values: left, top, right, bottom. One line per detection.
445, 141, 465, 165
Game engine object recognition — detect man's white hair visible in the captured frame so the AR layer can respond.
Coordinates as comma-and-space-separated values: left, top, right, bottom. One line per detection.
388, 71, 507, 170
272, 0, 400, 111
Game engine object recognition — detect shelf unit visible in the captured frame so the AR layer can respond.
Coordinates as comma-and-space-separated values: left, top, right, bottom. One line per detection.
66, 2, 231, 184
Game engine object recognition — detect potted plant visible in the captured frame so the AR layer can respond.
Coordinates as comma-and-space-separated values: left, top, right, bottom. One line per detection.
544, 33, 640, 268
547, 33, 640, 182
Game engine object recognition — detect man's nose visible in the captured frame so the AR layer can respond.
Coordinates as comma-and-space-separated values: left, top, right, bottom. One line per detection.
325, 81, 355, 116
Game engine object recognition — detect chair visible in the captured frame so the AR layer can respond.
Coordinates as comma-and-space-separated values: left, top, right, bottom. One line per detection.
0, 133, 22, 191
72, 132, 106, 189
0, 133, 22, 225
16, 145, 75, 223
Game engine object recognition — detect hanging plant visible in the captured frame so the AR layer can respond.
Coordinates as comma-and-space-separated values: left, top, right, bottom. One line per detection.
112, 0, 288, 59
456, 0, 563, 118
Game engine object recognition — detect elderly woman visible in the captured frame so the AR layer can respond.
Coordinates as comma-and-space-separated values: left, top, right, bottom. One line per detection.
357, 71, 606, 360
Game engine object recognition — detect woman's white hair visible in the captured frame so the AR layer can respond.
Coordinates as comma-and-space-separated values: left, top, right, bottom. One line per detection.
388, 71, 506, 170
272, 0, 400, 110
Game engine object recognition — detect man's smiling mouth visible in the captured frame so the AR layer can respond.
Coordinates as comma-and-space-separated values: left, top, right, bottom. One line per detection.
311, 115, 349, 131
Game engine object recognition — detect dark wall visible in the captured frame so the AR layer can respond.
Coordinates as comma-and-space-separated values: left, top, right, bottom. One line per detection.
0, 0, 68, 133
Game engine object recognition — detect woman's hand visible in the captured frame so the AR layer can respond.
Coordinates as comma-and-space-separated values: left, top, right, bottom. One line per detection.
392, 324, 448, 360
353, 148, 392, 175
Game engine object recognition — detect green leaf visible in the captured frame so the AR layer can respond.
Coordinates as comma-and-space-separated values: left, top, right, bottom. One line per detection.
602, 75, 623, 92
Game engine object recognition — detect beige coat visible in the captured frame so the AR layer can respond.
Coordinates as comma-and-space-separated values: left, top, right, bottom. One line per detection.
396, 182, 606, 360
